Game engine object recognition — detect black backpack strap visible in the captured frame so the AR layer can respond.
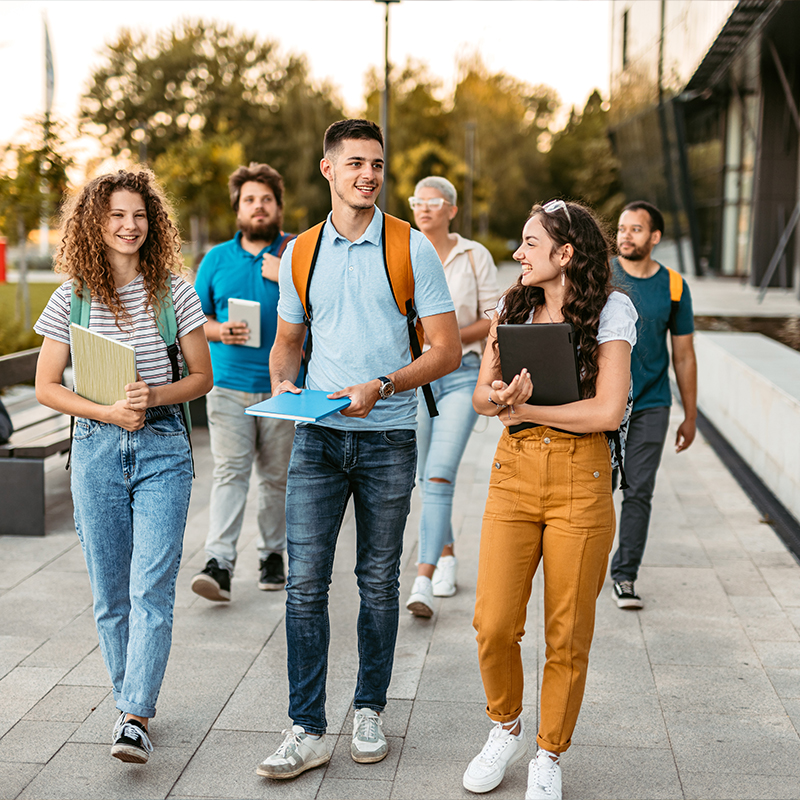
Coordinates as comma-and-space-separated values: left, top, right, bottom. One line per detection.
403, 298, 438, 418
300, 226, 324, 386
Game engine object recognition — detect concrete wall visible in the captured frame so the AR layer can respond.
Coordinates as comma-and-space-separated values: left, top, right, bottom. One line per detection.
695, 331, 800, 523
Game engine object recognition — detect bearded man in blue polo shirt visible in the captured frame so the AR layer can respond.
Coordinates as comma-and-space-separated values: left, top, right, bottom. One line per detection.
191, 163, 295, 602
257, 119, 461, 779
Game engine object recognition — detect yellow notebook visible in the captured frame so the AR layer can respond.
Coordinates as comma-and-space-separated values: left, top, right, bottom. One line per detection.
70, 323, 137, 406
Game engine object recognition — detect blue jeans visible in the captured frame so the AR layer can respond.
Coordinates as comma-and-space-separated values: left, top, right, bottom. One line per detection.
284, 424, 417, 735
205, 386, 294, 572
71, 405, 192, 718
415, 352, 480, 565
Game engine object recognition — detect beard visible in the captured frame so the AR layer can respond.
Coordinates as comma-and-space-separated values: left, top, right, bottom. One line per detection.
239, 217, 281, 244
618, 243, 648, 261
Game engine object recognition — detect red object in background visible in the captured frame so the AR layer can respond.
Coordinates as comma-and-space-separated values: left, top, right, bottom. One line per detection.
0, 238, 5, 284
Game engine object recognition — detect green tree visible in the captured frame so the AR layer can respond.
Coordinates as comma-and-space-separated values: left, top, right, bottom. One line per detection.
153, 130, 244, 265
80, 20, 345, 234
448, 55, 560, 243
545, 90, 624, 222
0, 116, 71, 330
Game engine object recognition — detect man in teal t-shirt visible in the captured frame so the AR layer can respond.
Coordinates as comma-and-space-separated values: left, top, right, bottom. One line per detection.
610, 201, 697, 610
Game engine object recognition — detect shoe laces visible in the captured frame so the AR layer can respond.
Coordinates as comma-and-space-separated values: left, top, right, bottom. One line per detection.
533, 749, 560, 793
275, 727, 302, 757
354, 710, 381, 741
617, 580, 635, 595
119, 722, 153, 753
477, 723, 515, 766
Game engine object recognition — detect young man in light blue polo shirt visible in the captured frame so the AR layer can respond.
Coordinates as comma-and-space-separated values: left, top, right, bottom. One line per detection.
257, 120, 461, 779
191, 164, 295, 602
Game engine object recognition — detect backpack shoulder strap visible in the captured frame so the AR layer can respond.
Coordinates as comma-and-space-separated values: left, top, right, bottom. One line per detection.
665, 266, 683, 330
276, 232, 296, 258
382, 214, 414, 317
291, 222, 325, 322
69, 281, 91, 328
154, 281, 178, 346
666, 266, 683, 303
382, 213, 438, 418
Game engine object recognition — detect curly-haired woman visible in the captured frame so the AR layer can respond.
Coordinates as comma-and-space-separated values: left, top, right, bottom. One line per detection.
462, 201, 637, 800
34, 169, 212, 764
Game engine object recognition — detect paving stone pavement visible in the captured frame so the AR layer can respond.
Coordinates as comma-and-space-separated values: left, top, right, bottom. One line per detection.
3, 398, 800, 800
3, 264, 800, 799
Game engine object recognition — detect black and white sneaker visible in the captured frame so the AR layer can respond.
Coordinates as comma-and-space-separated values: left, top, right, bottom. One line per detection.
613, 580, 643, 609
111, 719, 153, 764
258, 553, 286, 591
191, 558, 231, 602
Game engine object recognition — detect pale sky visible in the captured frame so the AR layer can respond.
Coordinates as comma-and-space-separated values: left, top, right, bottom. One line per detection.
1, 0, 611, 159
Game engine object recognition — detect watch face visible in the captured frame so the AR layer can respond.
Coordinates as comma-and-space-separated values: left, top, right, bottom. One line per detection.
380, 380, 395, 399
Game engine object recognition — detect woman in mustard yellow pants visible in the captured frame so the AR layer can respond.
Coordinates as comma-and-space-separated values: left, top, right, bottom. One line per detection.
462, 201, 637, 800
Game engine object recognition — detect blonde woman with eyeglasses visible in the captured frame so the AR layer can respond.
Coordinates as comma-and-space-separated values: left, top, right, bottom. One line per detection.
462, 201, 637, 800
405, 177, 500, 618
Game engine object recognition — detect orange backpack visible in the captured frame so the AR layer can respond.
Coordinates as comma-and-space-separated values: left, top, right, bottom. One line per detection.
291, 213, 437, 417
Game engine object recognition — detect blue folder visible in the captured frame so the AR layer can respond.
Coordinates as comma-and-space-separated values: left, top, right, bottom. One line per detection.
245, 390, 351, 422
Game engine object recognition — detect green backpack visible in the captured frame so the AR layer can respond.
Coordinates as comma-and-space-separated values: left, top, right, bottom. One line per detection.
69, 281, 192, 434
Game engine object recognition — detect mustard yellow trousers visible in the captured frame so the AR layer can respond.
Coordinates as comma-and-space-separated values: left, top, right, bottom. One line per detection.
473, 426, 615, 754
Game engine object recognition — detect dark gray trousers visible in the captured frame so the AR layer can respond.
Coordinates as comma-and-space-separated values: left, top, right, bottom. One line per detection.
610, 406, 671, 582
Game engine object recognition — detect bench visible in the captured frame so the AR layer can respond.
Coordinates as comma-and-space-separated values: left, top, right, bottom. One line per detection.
0, 348, 71, 536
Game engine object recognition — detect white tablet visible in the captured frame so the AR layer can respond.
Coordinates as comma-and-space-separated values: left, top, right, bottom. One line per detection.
227, 298, 261, 349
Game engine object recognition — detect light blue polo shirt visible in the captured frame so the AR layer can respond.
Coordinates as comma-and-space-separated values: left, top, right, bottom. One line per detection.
277, 207, 454, 431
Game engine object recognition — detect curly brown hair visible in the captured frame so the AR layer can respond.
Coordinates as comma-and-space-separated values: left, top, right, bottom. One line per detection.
496, 200, 612, 398
54, 169, 185, 327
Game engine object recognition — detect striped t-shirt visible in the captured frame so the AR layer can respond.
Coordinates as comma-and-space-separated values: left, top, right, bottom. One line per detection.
34, 274, 207, 388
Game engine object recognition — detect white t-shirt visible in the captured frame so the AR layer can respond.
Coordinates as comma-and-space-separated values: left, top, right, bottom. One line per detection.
34, 273, 207, 388
497, 290, 638, 351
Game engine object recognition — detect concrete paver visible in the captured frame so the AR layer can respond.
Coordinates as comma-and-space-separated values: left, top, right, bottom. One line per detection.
2, 270, 800, 798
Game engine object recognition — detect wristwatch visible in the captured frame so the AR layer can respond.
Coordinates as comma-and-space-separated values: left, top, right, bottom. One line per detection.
377, 376, 395, 400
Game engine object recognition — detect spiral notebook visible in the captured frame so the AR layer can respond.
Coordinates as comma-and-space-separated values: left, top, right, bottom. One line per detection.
496, 322, 581, 406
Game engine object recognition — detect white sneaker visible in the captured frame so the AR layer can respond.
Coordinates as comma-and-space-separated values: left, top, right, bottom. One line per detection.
463, 720, 528, 793
432, 555, 458, 597
351, 707, 388, 763
406, 575, 434, 617
256, 725, 331, 779
525, 748, 562, 800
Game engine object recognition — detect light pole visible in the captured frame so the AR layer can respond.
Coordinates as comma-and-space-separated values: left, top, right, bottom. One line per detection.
375, 0, 399, 212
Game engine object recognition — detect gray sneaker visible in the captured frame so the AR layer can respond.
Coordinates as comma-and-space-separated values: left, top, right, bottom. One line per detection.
351, 708, 388, 763
256, 725, 331, 779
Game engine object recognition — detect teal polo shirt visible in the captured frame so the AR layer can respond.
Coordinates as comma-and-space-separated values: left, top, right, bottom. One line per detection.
195, 231, 293, 393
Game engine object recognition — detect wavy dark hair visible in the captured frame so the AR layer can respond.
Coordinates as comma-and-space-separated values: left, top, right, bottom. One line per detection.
54, 169, 184, 328
496, 201, 612, 398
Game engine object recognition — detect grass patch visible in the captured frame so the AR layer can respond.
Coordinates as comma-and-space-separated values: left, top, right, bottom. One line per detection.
0, 281, 61, 356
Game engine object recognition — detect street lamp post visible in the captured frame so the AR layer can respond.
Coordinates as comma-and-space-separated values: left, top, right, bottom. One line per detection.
375, 0, 399, 212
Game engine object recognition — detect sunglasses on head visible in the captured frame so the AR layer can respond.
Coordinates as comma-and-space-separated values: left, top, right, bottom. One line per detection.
542, 199, 571, 225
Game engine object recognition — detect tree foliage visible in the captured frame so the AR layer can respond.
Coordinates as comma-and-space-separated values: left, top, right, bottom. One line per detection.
0, 117, 71, 244
545, 90, 625, 223
81, 20, 345, 232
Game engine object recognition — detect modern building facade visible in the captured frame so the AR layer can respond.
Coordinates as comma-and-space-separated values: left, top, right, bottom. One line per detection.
609, 0, 799, 291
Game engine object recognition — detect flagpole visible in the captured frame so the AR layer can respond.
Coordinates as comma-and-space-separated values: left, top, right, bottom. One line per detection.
40, 13, 55, 258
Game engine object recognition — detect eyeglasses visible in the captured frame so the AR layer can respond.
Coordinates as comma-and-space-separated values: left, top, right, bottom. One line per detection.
409, 197, 447, 210
542, 199, 571, 225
